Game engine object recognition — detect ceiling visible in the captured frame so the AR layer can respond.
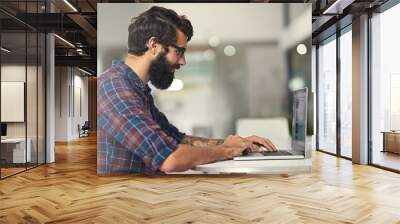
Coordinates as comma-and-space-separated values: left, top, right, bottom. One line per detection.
0, 0, 392, 75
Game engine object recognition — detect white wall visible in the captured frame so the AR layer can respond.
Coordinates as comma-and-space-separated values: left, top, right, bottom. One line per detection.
72, 73, 89, 138
279, 4, 312, 51
1, 65, 36, 138
1, 64, 46, 163
54, 67, 89, 141
246, 45, 287, 117
55, 67, 68, 141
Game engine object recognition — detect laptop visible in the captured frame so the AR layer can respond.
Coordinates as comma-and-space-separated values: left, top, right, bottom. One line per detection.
233, 87, 308, 161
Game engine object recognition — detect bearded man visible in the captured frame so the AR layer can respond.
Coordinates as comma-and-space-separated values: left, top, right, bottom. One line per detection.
97, 6, 276, 175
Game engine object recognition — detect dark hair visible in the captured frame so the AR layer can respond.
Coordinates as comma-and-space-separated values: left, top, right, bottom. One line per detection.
128, 6, 193, 56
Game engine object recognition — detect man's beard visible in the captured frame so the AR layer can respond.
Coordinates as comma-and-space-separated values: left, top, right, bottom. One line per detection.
149, 52, 179, 90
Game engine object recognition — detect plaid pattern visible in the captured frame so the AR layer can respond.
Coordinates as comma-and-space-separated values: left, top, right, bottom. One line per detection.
97, 60, 185, 175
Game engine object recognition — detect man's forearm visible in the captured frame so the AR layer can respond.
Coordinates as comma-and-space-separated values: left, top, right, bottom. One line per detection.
181, 135, 224, 147
161, 144, 228, 172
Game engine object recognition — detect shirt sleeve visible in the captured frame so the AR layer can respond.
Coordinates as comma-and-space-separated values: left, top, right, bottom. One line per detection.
98, 78, 178, 171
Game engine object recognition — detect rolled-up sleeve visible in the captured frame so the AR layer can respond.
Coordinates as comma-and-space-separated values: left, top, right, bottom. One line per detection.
98, 78, 177, 171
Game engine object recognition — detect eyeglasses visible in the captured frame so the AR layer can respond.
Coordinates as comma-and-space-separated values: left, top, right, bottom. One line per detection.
169, 43, 186, 58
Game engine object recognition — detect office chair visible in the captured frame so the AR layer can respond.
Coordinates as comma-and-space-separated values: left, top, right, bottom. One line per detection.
78, 121, 90, 138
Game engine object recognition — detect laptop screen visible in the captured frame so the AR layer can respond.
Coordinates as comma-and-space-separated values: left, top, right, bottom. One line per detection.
292, 88, 308, 151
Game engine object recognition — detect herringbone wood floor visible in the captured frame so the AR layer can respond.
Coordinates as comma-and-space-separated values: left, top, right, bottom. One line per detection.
1, 135, 400, 224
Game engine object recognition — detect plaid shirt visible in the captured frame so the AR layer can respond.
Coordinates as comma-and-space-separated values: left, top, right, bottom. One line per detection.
97, 60, 185, 175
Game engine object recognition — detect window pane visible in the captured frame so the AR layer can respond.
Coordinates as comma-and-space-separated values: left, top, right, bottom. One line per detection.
318, 37, 337, 154
340, 29, 352, 158
371, 3, 400, 171
1, 31, 27, 177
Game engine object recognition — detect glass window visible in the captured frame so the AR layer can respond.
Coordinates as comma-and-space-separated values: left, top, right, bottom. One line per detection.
1, 30, 28, 177
371, 3, 400, 171
317, 36, 337, 154
0, 2, 46, 179
340, 28, 352, 158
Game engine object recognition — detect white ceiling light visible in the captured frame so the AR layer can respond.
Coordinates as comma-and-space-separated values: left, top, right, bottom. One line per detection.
322, 0, 354, 15
296, 44, 307, 55
54, 34, 75, 48
1, 47, 11, 53
224, 45, 236, 57
208, 36, 220, 47
167, 79, 184, 91
63, 0, 78, 12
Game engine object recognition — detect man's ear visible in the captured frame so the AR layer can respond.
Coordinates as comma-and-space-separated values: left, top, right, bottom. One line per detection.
147, 37, 159, 56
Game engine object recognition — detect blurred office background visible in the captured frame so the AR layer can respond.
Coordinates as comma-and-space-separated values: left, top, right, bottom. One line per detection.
97, 3, 312, 147
2, 0, 399, 179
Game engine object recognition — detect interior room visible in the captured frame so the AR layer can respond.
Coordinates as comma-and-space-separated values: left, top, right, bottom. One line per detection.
0, 0, 399, 223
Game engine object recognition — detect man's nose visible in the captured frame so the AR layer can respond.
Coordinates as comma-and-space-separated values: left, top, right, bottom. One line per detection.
178, 55, 186, 66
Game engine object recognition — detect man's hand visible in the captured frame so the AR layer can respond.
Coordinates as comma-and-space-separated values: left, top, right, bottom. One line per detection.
222, 134, 277, 153
244, 135, 277, 152
222, 135, 250, 148
216, 135, 251, 158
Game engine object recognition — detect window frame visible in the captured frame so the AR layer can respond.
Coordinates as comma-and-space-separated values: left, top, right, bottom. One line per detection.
315, 24, 353, 161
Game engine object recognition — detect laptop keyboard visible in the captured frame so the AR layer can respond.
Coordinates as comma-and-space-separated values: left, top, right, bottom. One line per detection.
259, 150, 293, 156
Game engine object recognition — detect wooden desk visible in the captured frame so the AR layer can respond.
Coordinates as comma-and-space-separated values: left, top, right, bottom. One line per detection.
382, 131, 400, 154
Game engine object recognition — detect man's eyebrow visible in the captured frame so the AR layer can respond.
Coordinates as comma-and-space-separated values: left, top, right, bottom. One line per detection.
175, 45, 187, 52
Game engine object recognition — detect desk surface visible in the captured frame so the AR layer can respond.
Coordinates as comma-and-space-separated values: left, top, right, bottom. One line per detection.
191, 159, 312, 174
